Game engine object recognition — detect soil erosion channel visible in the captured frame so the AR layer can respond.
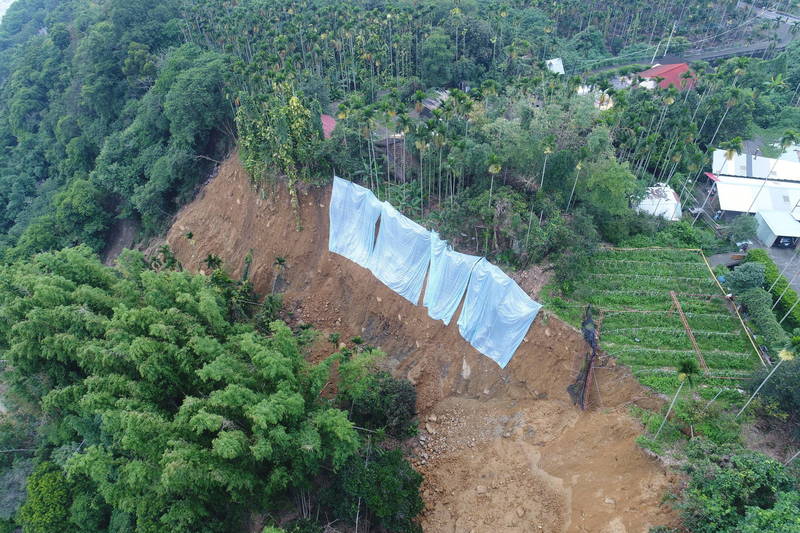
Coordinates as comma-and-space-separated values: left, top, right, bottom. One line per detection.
165, 155, 678, 532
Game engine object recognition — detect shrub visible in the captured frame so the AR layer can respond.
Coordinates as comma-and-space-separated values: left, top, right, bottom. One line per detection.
747, 358, 800, 430
679, 440, 795, 533
326, 447, 423, 533
738, 489, 800, 532
726, 262, 765, 295
729, 214, 758, 243
338, 351, 417, 438
16, 462, 71, 533
738, 288, 788, 354
347, 372, 417, 438
746, 249, 800, 330
619, 220, 722, 251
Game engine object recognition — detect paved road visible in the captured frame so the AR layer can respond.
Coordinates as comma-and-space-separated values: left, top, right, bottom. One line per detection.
738, 1, 800, 24
579, 11, 796, 74
763, 246, 800, 294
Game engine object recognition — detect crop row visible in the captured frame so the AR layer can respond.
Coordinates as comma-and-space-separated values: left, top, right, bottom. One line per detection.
602, 249, 705, 263
633, 369, 749, 398
611, 345, 756, 371
602, 328, 751, 353
602, 311, 740, 333
587, 274, 716, 294
593, 260, 711, 278
579, 291, 725, 313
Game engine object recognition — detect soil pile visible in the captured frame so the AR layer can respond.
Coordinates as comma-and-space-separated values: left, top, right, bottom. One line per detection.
165, 154, 679, 532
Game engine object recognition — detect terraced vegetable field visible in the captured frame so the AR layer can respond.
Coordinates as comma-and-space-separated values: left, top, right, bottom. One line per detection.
546, 248, 763, 393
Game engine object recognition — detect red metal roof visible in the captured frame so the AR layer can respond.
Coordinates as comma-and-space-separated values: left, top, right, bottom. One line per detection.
638, 63, 695, 90
321, 114, 336, 139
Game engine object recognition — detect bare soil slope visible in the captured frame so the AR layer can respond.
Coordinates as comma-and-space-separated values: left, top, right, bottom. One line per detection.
165, 155, 679, 532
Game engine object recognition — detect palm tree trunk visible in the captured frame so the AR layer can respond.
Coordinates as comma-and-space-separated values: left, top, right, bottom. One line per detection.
566, 166, 582, 212
708, 105, 731, 147
538, 154, 550, 226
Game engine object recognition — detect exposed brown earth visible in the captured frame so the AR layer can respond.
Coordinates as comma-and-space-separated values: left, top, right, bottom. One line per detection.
163, 154, 679, 532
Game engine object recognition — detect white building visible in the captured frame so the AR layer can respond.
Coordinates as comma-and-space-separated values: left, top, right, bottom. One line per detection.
712, 149, 800, 182
713, 174, 800, 218
636, 183, 682, 221
755, 211, 800, 248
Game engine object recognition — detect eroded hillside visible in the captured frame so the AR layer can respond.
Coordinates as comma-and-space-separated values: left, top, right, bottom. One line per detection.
164, 154, 679, 532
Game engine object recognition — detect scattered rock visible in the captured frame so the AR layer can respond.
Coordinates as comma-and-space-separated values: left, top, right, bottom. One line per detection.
428, 415, 438, 422
425, 423, 437, 434
604, 497, 616, 505
476, 485, 487, 494
516, 507, 525, 518
376, 296, 382, 302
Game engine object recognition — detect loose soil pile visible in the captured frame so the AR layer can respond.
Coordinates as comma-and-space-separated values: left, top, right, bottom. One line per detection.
164, 154, 679, 532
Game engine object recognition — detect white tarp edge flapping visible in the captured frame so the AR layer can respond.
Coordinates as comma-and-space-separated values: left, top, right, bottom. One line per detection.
368, 202, 431, 304
328, 176, 383, 267
423, 232, 481, 325
457, 259, 542, 368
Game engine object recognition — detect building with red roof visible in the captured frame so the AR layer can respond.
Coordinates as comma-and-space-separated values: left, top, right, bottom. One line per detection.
321, 114, 337, 139
637, 63, 695, 90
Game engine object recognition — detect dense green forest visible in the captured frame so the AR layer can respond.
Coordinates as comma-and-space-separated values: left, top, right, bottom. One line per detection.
2, 0, 800, 531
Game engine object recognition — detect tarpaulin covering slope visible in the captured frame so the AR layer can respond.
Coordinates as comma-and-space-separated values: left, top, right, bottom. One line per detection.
328, 176, 382, 267
423, 232, 481, 325
457, 259, 542, 368
368, 202, 431, 304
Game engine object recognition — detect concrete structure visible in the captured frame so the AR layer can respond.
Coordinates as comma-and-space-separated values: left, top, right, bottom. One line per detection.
755, 211, 800, 248
636, 183, 682, 221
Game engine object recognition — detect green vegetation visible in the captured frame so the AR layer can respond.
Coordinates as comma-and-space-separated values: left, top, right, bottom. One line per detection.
3, 0, 800, 532
738, 288, 789, 354
745, 249, 800, 330
679, 440, 800, 533
748, 357, 800, 436
0, 0, 797, 271
546, 247, 760, 386
0, 247, 421, 532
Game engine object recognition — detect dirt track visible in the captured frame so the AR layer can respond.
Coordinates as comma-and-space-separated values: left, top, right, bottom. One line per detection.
164, 154, 679, 532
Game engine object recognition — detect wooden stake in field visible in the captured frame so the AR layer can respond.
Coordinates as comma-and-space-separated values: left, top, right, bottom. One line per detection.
670, 290, 708, 372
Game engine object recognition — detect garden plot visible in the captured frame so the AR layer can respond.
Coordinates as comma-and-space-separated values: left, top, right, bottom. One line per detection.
548, 248, 761, 391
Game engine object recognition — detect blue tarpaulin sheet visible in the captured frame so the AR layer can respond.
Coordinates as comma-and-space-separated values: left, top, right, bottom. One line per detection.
368, 202, 431, 304
328, 176, 382, 267
423, 232, 482, 325
457, 259, 542, 368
